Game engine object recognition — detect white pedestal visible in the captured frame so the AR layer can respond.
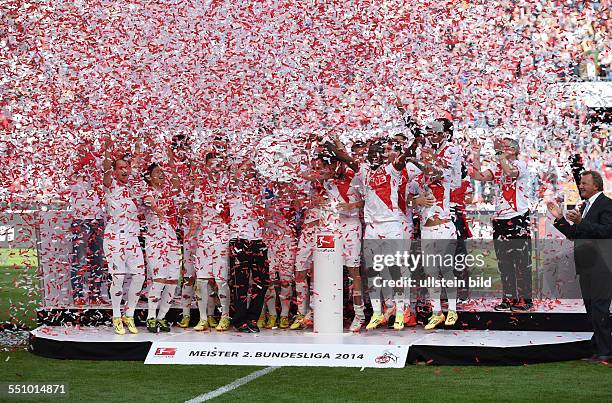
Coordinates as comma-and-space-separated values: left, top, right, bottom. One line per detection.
313, 233, 344, 334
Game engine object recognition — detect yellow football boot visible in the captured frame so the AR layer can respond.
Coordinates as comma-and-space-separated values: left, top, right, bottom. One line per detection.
193, 319, 209, 331
113, 317, 125, 335
215, 316, 231, 331
122, 316, 138, 334
424, 313, 446, 330
445, 310, 458, 326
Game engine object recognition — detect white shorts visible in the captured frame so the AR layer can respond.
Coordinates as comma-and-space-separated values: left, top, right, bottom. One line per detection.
421, 222, 457, 240
363, 222, 410, 271
194, 241, 229, 281
294, 224, 317, 273
145, 234, 181, 281
338, 218, 362, 267
104, 236, 145, 275
401, 218, 414, 240
182, 237, 197, 279
364, 221, 404, 240
267, 234, 297, 279
421, 222, 457, 278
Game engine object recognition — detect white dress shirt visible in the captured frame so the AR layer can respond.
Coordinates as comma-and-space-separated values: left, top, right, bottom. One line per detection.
582, 191, 602, 218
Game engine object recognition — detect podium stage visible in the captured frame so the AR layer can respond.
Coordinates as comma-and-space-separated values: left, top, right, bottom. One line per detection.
29, 300, 594, 367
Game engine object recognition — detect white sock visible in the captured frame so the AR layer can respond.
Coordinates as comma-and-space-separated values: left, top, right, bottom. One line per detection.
370, 298, 382, 315
394, 298, 405, 315
448, 298, 457, 311
279, 277, 292, 317
207, 294, 217, 316
147, 282, 164, 319
157, 284, 177, 320
110, 274, 126, 318
125, 274, 145, 317
181, 284, 194, 316
403, 284, 411, 310
296, 281, 308, 315
195, 279, 208, 321
265, 287, 276, 316
216, 280, 230, 317
432, 299, 442, 313
354, 303, 365, 319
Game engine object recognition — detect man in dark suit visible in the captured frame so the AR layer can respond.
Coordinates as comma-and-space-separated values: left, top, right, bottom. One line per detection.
548, 170, 612, 363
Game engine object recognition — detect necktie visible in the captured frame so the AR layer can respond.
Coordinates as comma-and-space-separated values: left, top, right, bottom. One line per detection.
581, 200, 590, 218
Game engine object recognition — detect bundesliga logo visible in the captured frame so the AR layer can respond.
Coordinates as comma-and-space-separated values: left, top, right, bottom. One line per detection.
316, 235, 335, 249
154, 347, 177, 357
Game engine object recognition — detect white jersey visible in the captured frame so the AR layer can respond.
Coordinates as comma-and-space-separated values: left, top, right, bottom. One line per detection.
104, 179, 141, 238
299, 179, 328, 225
193, 173, 230, 242
228, 176, 265, 240
486, 159, 531, 220
323, 168, 362, 222
356, 162, 403, 224
418, 144, 461, 222
142, 185, 179, 240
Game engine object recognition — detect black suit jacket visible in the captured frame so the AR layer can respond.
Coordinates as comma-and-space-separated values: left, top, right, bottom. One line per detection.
554, 193, 612, 275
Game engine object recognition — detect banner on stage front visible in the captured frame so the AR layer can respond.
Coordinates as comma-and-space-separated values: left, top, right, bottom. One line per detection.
145, 342, 408, 368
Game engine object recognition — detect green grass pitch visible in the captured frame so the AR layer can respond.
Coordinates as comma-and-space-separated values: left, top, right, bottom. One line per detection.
1, 249, 611, 402
0, 351, 611, 402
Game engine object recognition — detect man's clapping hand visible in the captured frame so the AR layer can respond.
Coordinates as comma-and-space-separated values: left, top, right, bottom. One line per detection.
546, 201, 563, 220
566, 209, 582, 225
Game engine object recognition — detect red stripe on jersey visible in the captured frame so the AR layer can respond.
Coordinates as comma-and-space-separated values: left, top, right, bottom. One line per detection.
335, 169, 355, 203
450, 179, 470, 206
501, 182, 518, 211
368, 168, 393, 210
430, 181, 446, 210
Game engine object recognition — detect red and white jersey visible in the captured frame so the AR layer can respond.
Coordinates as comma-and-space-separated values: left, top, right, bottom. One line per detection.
422, 143, 462, 221
486, 159, 531, 219
143, 184, 179, 238
323, 168, 362, 221
228, 176, 266, 240
299, 179, 328, 225
450, 178, 473, 210
192, 173, 230, 241
356, 162, 403, 224
104, 179, 141, 238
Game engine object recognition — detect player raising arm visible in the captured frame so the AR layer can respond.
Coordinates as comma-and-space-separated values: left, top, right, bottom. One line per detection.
326, 137, 434, 331
102, 137, 146, 335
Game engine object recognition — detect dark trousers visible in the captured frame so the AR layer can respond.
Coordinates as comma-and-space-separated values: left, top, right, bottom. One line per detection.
492, 212, 532, 302
70, 219, 105, 299
579, 271, 612, 356
451, 208, 469, 300
229, 239, 269, 327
